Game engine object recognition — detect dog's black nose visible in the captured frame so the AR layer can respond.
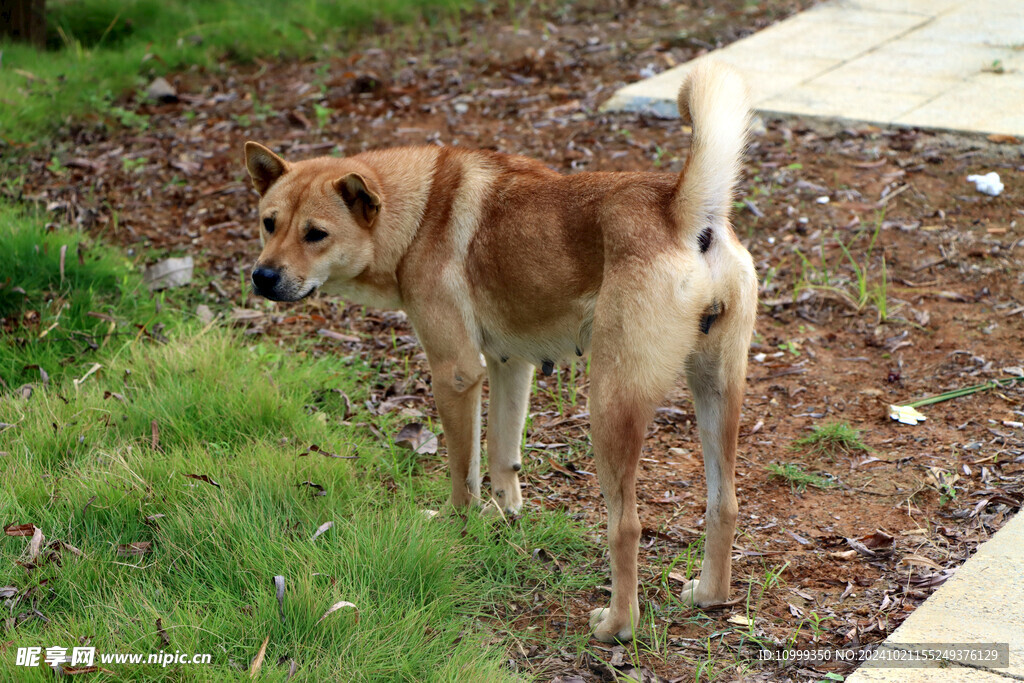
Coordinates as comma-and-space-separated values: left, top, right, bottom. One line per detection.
251, 267, 280, 294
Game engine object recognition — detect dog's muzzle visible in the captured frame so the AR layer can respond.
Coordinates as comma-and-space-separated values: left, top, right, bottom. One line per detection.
251, 266, 281, 299
250, 267, 316, 302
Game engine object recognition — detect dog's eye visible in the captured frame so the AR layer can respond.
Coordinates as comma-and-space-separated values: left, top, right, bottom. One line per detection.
305, 227, 329, 243
263, 217, 275, 234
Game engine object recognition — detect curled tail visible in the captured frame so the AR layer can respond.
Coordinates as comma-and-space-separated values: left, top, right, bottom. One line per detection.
674, 61, 751, 246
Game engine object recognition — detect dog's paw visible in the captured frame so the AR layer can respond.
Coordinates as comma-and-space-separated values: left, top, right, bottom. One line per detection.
677, 579, 727, 608
588, 608, 635, 643
677, 579, 702, 607
479, 499, 517, 520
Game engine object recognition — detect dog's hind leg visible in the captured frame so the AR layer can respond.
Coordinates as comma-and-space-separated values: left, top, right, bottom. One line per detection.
678, 339, 748, 606
484, 353, 532, 515
586, 293, 696, 642
586, 375, 649, 643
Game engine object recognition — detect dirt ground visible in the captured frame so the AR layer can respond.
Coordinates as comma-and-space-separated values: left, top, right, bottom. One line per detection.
6, 0, 1024, 680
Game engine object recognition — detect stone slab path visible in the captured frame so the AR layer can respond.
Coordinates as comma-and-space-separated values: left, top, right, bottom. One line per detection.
601, 0, 1024, 136
845, 510, 1024, 681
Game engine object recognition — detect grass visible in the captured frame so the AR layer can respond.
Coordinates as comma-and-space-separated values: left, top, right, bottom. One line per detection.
791, 421, 870, 458
0, 209, 601, 679
790, 215, 892, 323
0, 201, 176, 389
0, 0, 472, 142
765, 463, 836, 493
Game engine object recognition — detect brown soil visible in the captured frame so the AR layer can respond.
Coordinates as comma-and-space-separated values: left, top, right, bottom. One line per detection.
6, 1, 1023, 680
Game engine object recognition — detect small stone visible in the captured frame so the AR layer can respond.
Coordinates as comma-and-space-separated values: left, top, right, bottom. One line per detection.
147, 77, 178, 104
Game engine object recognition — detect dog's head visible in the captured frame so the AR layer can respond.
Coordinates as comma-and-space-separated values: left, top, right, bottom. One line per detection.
243, 141, 382, 302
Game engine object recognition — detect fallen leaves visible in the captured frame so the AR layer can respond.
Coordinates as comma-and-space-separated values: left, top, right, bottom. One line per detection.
393, 422, 438, 455
249, 634, 270, 678
4, 523, 38, 537
143, 256, 194, 291
156, 617, 171, 648
299, 443, 357, 459
297, 481, 326, 497
273, 575, 286, 624
317, 600, 358, 624
317, 328, 360, 344
116, 541, 152, 556
310, 521, 333, 542
72, 363, 102, 389
183, 473, 221, 488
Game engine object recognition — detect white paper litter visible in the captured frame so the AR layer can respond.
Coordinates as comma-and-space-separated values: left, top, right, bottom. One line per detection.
889, 404, 927, 426
966, 172, 1003, 197
144, 256, 193, 290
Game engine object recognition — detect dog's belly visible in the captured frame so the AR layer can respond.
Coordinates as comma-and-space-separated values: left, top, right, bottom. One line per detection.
477, 296, 595, 368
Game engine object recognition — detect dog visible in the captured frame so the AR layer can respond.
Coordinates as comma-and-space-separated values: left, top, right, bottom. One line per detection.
244, 61, 756, 643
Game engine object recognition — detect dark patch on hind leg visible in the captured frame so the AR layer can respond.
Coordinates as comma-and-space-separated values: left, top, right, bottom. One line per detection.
700, 300, 723, 334
698, 227, 713, 253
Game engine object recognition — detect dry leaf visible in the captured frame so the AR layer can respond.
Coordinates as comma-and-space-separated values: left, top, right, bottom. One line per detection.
249, 634, 269, 678
298, 481, 326, 496
73, 363, 102, 388
317, 600, 358, 624
900, 554, 942, 570
51, 540, 83, 557
829, 549, 858, 561
303, 444, 357, 459
987, 133, 1020, 144
60, 665, 110, 675
727, 615, 752, 627
144, 256, 193, 291
858, 530, 894, 549
117, 541, 152, 556
183, 473, 220, 488
274, 575, 286, 624
317, 328, 360, 343
156, 617, 170, 648
311, 521, 333, 542
230, 308, 264, 322
394, 422, 438, 454
26, 526, 45, 563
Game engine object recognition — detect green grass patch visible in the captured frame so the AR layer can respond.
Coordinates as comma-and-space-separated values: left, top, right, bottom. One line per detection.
0, 200, 177, 389
1, 328, 598, 679
766, 463, 836, 493
0, 0, 471, 142
0, 207, 601, 678
791, 421, 870, 458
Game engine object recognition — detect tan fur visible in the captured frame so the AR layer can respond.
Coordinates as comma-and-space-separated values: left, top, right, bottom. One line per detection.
244, 62, 756, 643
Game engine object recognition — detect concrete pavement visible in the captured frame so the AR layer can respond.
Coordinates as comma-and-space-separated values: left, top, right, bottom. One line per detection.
601, 0, 1024, 137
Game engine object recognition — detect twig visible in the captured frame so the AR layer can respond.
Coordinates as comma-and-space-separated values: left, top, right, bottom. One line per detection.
904, 377, 1024, 408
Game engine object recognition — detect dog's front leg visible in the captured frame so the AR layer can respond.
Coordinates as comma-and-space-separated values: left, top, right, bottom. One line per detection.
484, 353, 532, 515
427, 352, 485, 509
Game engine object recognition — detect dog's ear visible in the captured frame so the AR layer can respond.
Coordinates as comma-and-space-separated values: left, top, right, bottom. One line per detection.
334, 173, 382, 229
244, 142, 289, 196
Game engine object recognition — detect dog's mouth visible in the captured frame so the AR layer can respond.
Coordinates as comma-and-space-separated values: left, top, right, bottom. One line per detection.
253, 283, 318, 303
